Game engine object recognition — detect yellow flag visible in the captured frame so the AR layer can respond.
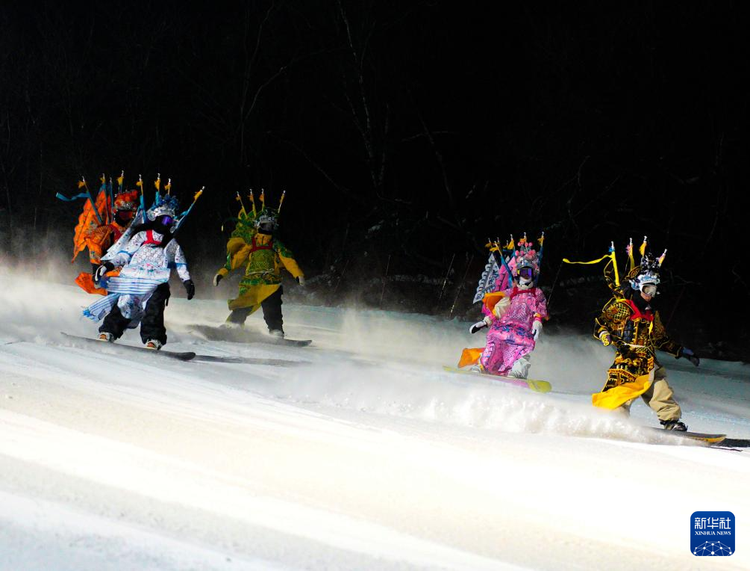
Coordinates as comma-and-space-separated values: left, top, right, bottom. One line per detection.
639, 236, 647, 257
78, 179, 86, 189
235, 192, 246, 216
627, 238, 636, 272
562, 253, 613, 265
154, 174, 161, 191
658, 249, 667, 266
564, 245, 620, 287
117, 171, 124, 187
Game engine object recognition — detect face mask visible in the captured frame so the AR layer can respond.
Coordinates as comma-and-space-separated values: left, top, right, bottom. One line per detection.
115, 210, 135, 223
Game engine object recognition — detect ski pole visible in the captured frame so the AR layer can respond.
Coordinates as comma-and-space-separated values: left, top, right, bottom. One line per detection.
439, 253, 456, 301
450, 253, 474, 317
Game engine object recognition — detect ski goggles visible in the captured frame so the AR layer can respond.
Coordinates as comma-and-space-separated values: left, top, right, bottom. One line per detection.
642, 283, 658, 296
156, 215, 174, 226
517, 267, 534, 281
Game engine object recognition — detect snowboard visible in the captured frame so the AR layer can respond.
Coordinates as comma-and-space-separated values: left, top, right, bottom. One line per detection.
61, 332, 196, 361
189, 324, 312, 347
442, 365, 552, 393
192, 354, 310, 366
647, 427, 726, 445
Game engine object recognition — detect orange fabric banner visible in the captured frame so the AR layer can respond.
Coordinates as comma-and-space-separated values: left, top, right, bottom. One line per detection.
74, 269, 121, 296
482, 291, 506, 315
74, 272, 107, 295
458, 347, 483, 368
71, 190, 110, 262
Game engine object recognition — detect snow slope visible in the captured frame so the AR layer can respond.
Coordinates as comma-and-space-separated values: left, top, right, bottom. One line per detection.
1, 268, 749, 570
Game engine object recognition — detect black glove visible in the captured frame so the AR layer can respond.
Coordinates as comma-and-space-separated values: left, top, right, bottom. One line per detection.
679, 346, 700, 367
94, 262, 115, 283
183, 279, 195, 300
469, 320, 488, 334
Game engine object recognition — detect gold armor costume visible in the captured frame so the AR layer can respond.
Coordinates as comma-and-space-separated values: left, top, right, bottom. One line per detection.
594, 297, 681, 390
566, 238, 695, 427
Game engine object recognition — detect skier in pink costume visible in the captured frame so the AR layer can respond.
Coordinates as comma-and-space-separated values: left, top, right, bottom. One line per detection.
469, 238, 548, 378
477, 282, 547, 376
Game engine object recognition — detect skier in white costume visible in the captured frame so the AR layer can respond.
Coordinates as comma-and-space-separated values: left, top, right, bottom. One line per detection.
83, 195, 195, 349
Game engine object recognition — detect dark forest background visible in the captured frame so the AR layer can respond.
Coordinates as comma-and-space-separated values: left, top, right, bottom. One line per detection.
1, 1, 748, 359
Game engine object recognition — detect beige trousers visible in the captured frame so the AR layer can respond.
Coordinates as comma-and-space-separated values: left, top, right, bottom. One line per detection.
621, 366, 682, 422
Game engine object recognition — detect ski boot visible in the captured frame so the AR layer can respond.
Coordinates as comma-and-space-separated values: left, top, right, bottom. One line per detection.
660, 419, 688, 431
145, 339, 163, 350
98, 332, 114, 343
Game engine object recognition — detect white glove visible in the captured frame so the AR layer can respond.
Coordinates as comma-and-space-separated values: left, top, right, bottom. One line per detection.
213, 273, 223, 287
493, 296, 511, 319
297, 275, 306, 286
532, 320, 543, 341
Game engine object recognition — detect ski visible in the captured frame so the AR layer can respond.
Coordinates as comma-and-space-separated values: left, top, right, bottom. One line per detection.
646, 427, 726, 445
189, 324, 312, 347
442, 365, 552, 393
61, 332, 196, 361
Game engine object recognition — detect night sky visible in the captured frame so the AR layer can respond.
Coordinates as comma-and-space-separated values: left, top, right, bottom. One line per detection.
1, 1, 747, 357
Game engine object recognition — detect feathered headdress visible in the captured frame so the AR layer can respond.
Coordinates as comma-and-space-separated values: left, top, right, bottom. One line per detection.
473, 232, 545, 303
513, 233, 542, 277
113, 190, 139, 212
625, 236, 666, 292
147, 194, 180, 220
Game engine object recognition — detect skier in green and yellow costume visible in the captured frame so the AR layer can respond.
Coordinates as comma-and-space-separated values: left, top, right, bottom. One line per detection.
213, 191, 304, 338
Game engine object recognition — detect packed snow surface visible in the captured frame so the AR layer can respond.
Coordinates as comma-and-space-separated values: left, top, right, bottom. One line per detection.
1, 268, 749, 570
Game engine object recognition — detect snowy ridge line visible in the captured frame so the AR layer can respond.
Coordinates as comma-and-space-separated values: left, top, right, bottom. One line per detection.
281, 362, 647, 443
